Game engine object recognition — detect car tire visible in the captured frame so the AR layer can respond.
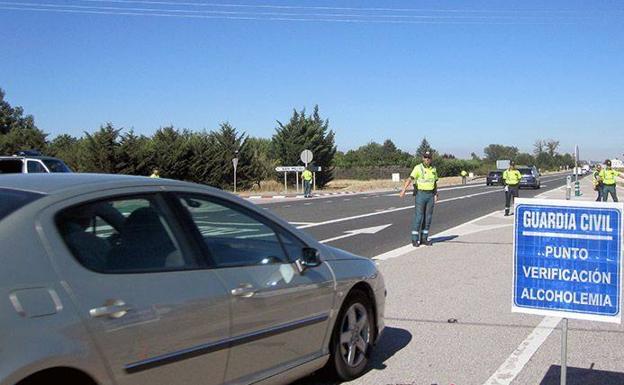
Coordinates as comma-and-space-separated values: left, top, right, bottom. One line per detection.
327, 290, 374, 381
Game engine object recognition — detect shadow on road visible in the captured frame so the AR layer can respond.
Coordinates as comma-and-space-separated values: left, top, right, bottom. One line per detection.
540, 365, 624, 385
430, 235, 458, 244
291, 326, 412, 385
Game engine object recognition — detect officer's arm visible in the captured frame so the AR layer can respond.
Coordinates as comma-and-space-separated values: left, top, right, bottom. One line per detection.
400, 177, 413, 196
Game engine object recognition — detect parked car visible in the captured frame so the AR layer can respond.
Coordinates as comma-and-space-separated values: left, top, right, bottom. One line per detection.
0, 174, 385, 385
518, 165, 541, 189
0, 154, 72, 174
486, 170, 503, 186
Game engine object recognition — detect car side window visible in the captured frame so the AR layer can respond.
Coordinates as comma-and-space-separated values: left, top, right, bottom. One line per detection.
57, 195, 197, 273
27, 160, 46, 173
177, 194, 289, 267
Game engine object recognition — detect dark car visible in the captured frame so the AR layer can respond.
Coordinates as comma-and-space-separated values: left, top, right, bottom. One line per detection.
518, 166, 541, 189
486, 170, 503, 186
0, 155, 72, 174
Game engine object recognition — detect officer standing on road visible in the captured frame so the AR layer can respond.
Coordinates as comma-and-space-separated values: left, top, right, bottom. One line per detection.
503, 161, 521, 216
460, 170, 468, 185
400, 151, 438, 247
600, 160, 620, 202
593, 164, 603, 202
150, 168, 160, 178
301, 167, 313, 198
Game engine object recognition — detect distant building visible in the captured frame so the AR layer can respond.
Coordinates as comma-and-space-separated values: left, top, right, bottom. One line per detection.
610, 158, 624, 168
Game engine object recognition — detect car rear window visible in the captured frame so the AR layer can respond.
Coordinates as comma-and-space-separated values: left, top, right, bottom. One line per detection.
0, 159, 23, 174
518, 168, 532, 175
0, 188, 43, 220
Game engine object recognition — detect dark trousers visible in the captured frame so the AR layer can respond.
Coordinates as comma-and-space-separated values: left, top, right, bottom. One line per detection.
303, 180, 312, 197
602, 184, 618, 202
505, 185, 519, 215
595, 184, 603, 202
462, 176, 467, 185
412, 191, 435, 242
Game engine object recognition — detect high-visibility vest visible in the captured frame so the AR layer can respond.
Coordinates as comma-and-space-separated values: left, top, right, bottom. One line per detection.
503, 169, 522, 185
599, 168, 620, 185
461, 170, 467, 177
410, 163, 438, 191
302, 170, 313, 181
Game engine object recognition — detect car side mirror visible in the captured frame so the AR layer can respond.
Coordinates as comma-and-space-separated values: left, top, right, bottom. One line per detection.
295, 247, 321, 274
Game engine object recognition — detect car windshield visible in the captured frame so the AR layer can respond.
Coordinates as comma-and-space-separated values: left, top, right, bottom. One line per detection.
42, 159, 72, 173
518, 168, 532, 175
489, 171, 502, 176
0, 188, 44, 220
0, 159, 23, 174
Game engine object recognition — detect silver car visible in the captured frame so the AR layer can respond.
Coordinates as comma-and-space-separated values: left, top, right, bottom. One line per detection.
0, 174, 385, 385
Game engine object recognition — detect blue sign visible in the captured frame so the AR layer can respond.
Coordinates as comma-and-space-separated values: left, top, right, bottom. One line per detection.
513, 198, 623, 323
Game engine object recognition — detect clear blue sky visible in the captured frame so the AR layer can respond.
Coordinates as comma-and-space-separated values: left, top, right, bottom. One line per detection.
1, 0, 623, 160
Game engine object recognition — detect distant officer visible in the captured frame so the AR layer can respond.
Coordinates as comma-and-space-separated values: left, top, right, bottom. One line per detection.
503, 161, 521, 216
460, 170, 468, 185
593, 164, 603, 202
301, 167, 313, 198
599, 160, 620, 202
400, 151, 439, 247
150, 168, 160, 178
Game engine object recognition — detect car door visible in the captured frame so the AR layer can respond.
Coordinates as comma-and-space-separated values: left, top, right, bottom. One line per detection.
26, 160, 47, 173
40, 191, 231, 385
173, 193, 335, 384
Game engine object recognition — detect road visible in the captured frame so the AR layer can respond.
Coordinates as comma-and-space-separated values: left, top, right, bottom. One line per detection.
259, 172, 573, 258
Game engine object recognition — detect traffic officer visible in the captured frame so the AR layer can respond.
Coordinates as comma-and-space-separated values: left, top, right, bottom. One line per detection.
599, 160, 620, 202
503, 161, 521, 216
301, 167, 313, 198
460, 170, 468, 185
400, 151, 438, 247
150, 168, 160, 178
593, 164, 603, 202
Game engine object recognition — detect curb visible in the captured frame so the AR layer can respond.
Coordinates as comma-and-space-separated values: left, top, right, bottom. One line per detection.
244, 191, 359, 200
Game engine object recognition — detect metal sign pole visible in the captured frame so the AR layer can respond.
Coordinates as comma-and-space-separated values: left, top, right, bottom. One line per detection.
561, 318, 568, 385
296, 172, 299, 193
313, 172, 316, 192
284, 172, 287, 193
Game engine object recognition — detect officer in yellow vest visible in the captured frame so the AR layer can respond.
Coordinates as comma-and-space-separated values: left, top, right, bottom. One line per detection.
460, 170, 468, 185
503, 161, 522, 216
400, 151, 439, 247
592, 164, 603, 202
599, 160, 620, 202
150, 168, 160, 178
301, 167, 313, 198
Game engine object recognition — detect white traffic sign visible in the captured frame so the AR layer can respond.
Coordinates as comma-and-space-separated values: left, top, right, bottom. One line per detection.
300, 150, 313, 165
276, 166, 305, 172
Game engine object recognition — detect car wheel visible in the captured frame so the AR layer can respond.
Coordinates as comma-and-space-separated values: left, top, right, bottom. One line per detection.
328, 290, 374, 381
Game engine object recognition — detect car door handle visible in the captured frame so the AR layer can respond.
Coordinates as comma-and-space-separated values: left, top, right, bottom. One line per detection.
89, 299, 131, 319
231, 284, 256, 298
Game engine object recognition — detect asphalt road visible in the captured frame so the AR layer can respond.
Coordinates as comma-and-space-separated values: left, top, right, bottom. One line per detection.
260, 172, 574, 258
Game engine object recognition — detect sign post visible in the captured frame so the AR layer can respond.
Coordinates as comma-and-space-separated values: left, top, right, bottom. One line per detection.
232, 156, 239, 193
276, 166, 306, 194
513, 198, 623, 385
300, 149, 313, 168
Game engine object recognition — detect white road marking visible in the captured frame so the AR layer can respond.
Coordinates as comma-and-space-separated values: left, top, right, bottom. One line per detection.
289, 222, 315, 226
319, 224, 392, 244
522, 231, 612, 241
304, 202, 313, 206
373, 210, 500, 261
283, 205, 291, 208
483, 316, 561, 385
343, 198, 351, 201
297, 189, 501, 230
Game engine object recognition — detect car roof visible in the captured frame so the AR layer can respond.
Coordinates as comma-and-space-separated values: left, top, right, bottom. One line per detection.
0, 156, 63, 161
0, 173, 203, 195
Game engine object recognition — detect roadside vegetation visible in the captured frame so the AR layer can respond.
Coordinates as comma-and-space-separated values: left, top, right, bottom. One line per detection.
1, 87, 576, 191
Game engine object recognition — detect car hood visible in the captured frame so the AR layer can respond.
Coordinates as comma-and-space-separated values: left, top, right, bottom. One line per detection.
324, 245, 372, 262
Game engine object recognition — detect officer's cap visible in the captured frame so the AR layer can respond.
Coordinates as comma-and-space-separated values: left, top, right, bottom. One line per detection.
606, 159, 612, 166
423, 151, 432, 159
510, 160, 516, 166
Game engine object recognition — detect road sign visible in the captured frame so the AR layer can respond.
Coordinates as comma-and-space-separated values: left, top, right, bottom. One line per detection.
275, 166, 305, 172
300, 150, 313, 165
513, 198, 623, 323
496, 159, 510, 170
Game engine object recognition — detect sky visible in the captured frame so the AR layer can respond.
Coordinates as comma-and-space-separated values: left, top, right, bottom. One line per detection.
1, 0, 623, 160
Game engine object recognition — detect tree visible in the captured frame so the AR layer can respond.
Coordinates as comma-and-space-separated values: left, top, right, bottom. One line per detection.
272, 106, 336, 187
416, 137, 436, 158
79, 123, 122, 173
533, 139, 545, 156
483, 144, 519, 162
0, 88, 47, 154
515, 153, 535, 166
47, 134, 82, 171
247, 137, 276, 188
209, 122, 253, 189
150, 126, 192, 180
545, 139, 560, 157
118, 130, 152, 176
